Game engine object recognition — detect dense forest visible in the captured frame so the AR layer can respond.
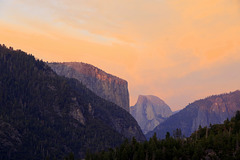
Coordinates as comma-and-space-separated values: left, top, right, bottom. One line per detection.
0, 44, 144, 160
85, 111, 240, 160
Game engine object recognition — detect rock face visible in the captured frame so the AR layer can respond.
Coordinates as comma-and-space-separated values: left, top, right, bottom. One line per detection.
48, 62, 129, 112
146, 90, 240, 139
130, 95, 173, 134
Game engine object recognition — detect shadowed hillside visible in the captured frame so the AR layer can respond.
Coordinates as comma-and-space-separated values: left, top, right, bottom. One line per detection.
0, 44, 145, 160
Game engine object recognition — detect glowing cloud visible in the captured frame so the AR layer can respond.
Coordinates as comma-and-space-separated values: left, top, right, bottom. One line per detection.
0, 0, 240, 110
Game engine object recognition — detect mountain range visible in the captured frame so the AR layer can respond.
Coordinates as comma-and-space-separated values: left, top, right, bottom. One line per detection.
1, 43, 240, 159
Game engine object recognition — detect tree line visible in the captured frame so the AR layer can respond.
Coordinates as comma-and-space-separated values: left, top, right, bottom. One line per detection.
84, 111, 240, 160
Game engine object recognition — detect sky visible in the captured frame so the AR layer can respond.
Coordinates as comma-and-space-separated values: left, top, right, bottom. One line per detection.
0, 0, 240, 111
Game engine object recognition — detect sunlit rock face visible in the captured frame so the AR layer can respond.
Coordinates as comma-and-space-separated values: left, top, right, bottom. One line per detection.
191, 92, 240, 132
48, 62, 130, 112
146, 90, 240, 139
130, 95, 173, 134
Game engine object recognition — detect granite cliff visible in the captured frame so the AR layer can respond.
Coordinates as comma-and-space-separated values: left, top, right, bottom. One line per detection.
48, 62, 129, 112
130, 95, 173, 134
146, 90, 240, 139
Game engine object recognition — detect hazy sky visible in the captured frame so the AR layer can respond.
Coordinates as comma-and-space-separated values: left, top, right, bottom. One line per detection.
1, 0, 240, 111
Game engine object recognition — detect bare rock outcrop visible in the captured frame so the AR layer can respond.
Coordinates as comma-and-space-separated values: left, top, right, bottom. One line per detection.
130, 95, 173, 134
48, 62, 129, 112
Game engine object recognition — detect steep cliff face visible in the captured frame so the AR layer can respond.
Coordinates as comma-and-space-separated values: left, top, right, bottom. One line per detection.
48, 62, 129, 112
146, 90, 240, 139
130, 95, 173, 134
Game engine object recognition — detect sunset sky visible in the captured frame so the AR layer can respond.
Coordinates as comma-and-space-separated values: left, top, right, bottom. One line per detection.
1, 0, 240, 111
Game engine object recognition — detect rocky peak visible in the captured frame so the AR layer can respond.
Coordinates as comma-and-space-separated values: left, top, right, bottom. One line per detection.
146, 90, 240, 139
48, 62, 130, 112
130, 95, 173, 134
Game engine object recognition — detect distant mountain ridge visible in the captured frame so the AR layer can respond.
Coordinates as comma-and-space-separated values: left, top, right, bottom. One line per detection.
0, 45, 145, 159
146, 90, 240, 139
130, 95, 173, 134
48, 62, 130, 112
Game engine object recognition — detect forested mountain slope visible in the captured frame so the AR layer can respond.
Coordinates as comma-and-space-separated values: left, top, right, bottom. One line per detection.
86, 111, 240, 160
0, 44, 145, 160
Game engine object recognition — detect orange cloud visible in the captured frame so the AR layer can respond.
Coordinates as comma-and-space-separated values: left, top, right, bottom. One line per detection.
1, 0, 240, 110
